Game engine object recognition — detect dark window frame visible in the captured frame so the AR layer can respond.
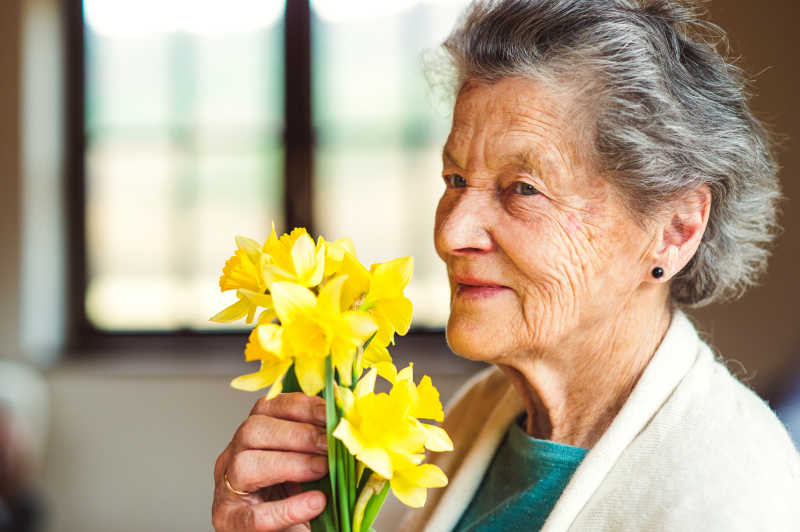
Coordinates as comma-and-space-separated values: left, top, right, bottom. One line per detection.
64, 0, 442, 357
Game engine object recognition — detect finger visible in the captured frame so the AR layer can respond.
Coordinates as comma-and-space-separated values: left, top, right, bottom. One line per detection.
250, 393, 327, 426
225, 490, 325, 532
235, 416, 328, 455
214, 446, 232, 485
227, 450, 328, 493
254, 491, 325, 532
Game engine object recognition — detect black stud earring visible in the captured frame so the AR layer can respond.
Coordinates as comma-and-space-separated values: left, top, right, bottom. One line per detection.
652, 267, 664, 279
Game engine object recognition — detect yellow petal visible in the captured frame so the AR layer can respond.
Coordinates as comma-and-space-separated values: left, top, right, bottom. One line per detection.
209, 298, 250, 323
389, 378, 418, 418
397, 463, 447, 490
341, 253, 371, 309
396, 363, 414, 383
356, 447, 393, 480
308, 245, 326, 286
294, 355, 326, 396
331, 340, 354, 387
413, 375, 444, 422
322, 237, 358, 277
335, 385, 355, 414
257, 308, 278, 325
237, 289, 273, 309
263, 222, 279, 252
235, 235, 263, 265
291, 232, 318, 282
335, 237, 356, 257
333, 418, 365, 455
354, 367, 377, 399
318, 275, 347, 315
367, 256, 413, 303
374, 361, 397, 383
246, 304, 257, 324
369, 311, 395, 347
389, 477, 427, 508
256, 323, 283, 354
270, 281, 316, 324
363, 341, 392, 369
244, 331, 266, 362
266, 375, 284, 400
339, 311, 378, 345
230, 359, 292, 392
262, 263, 294, 286
219, 249, 263, 293
374, 297, 413, 336
421, 423, 454, 452
391, 463, 448, 506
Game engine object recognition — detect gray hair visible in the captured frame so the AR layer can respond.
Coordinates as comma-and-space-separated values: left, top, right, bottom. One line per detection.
440, 0, 781, 307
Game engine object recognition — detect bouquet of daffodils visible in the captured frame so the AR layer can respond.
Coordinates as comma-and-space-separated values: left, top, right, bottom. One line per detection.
211, 225, 453, 532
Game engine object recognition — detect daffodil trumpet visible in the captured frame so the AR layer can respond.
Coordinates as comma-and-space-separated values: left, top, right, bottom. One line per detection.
212, 225, 453, 532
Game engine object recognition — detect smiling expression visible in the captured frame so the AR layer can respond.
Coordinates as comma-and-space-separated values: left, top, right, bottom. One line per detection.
434, 77, 657, 363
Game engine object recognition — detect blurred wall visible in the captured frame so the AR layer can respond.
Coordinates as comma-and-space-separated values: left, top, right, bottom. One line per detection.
0, 0, 22, 360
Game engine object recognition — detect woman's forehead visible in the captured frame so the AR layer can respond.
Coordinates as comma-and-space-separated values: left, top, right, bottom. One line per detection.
446, 80, 579, 166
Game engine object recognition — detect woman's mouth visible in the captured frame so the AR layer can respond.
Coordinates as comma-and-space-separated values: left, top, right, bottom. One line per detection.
453, 277, 510, 299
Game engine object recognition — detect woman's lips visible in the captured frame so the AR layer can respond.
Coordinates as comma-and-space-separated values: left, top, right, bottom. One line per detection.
453, 277, 510, 299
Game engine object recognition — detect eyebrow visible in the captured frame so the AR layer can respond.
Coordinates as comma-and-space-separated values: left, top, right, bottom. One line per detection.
509, 151, 538, 173
443, 147, 539, 172
441, 147, 462, 169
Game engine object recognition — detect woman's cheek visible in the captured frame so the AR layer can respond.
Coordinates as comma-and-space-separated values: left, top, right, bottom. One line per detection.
504, 193, 546, 220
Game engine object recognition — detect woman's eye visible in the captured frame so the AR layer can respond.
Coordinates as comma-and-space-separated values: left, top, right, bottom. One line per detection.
445, 174, 467, 188
512, 182, 539, 196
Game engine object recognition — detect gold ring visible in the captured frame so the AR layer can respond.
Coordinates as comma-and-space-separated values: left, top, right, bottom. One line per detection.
224, 472, 250, 497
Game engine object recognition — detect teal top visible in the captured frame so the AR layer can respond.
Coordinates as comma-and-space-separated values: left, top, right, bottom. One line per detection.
453, 419, 588, 532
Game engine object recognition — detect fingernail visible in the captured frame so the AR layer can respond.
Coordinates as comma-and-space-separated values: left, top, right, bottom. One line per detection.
316, 431, 328, 452
313, 404, 327, 424
307, 492, 325, 511
310, 456, 328, 474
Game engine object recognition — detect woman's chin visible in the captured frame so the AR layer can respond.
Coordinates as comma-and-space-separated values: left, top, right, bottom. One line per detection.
445, 317, 506, 363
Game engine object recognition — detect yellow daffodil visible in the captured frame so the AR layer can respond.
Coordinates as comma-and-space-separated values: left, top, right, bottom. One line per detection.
272, 276, 377, 394
320, 236, 356, 277
319, 236, 371, 310
332, 364, 453, 508
212, 236, 272, 324
230, 324, 292, 398
387, 457, 449, 508
355, 257, 414, 373
216, 225, 451, 527
262, 225, 326, 288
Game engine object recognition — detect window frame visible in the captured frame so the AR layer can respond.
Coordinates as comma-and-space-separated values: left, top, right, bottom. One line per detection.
64, 0, 444, 357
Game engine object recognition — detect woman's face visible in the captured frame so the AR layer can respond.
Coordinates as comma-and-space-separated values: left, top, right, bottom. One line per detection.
435, 77, 656, 363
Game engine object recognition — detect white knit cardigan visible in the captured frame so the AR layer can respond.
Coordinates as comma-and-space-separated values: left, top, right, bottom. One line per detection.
397, 312, 800, 531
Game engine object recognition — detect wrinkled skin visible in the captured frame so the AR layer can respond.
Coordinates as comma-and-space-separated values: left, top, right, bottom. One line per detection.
435, 77, 709, 446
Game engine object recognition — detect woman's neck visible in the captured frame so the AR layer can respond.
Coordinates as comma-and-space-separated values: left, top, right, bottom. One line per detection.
498, 293, 672, 449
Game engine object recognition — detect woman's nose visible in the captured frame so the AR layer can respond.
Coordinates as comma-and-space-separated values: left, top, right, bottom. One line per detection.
435, 192, 495, 256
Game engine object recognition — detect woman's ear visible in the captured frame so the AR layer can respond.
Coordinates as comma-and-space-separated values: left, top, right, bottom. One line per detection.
649, 185, 711, 282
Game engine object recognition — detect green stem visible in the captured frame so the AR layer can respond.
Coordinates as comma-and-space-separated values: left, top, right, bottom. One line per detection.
348, 450, 356, 511
336, 441, 352, 532
360, 481, 390, 532
351, 475, 383, 532
323, 359, 340, 530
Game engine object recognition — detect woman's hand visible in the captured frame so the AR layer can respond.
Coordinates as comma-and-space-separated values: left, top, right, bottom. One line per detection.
212, 392, 329, 531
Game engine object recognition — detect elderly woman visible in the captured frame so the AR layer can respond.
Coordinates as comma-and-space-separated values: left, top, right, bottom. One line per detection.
212, 0, 800, 530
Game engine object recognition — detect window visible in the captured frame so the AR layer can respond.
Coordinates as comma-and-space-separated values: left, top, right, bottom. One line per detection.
69, 0, 468, 346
